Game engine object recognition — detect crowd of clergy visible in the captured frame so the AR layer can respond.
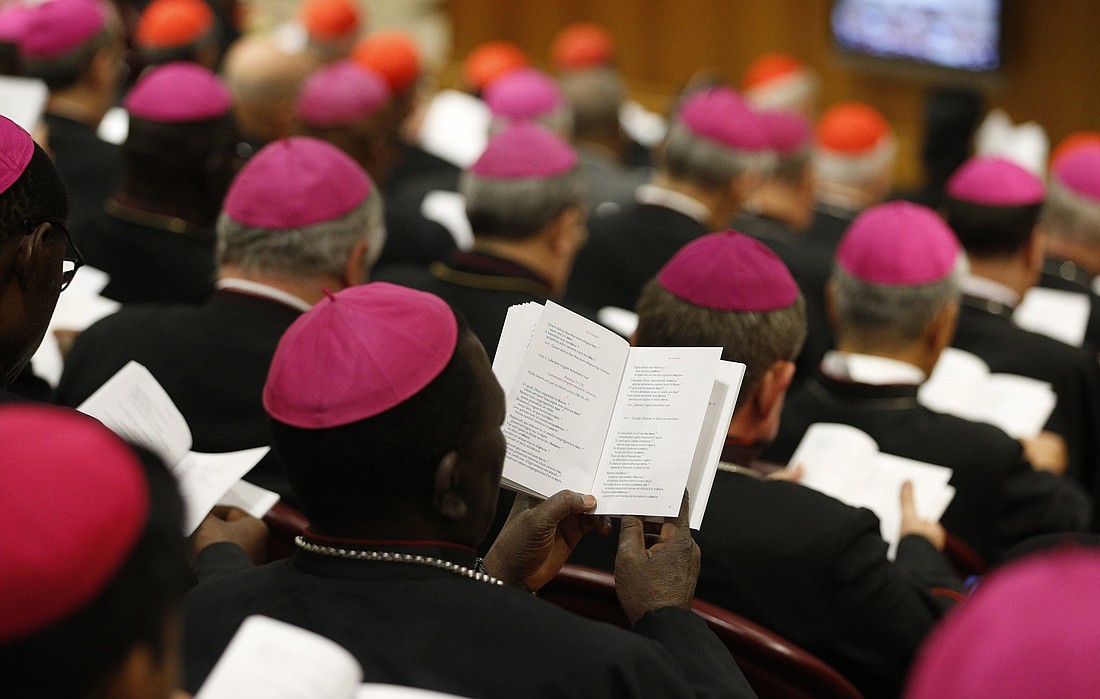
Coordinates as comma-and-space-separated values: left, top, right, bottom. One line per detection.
4, 1, 1100, 698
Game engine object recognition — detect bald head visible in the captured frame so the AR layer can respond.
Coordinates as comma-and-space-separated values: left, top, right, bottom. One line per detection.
222, 34, 320, 145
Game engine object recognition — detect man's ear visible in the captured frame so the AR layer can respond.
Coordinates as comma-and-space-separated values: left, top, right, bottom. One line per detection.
12, 222, 48, 288
343, 238, 371, 286
925, 300, 959, 358
730, 169, 763, 207
432, 451, 468, 522
1024, 227, 1045, 279
546, 206, 585, 256
754, 360, 796, 420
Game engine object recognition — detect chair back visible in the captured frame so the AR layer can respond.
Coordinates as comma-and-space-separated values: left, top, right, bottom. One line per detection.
262, 501, 310, 561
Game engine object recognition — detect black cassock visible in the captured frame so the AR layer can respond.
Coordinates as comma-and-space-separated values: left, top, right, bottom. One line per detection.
43, 113, 120, 247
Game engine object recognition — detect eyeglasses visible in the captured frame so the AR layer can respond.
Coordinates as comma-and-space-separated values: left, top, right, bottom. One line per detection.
25, 218, 84, 291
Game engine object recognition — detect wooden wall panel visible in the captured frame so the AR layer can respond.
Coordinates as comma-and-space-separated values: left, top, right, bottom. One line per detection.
446, 0, 1100, 187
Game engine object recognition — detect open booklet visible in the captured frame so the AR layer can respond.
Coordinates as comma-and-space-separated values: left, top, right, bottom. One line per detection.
1014, 285, 1092, 348
77, 361, 276, 534
493, 301, 745, 528
788, 423, 956, 559
918, 347, 1056, 439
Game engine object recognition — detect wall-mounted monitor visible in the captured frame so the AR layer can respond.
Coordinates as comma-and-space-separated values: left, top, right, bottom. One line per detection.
831, 0, 1002, 75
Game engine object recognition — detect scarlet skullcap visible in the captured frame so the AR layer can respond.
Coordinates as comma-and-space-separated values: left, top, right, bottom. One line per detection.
352, 31, 421, 93
300, 0, 360, 40
658, 230, 799, 312
678, 87, 771, 153
468, 122, 577, 179
483, 68, 564, 121
816, 102, 892, 154
297, 60, 389, 128
0, 404, 149, 643
905, 548, 1100, 699
761, 109, 812, 157
741, 52, 808, 91
124, 62, 231, 122
0, 4, 32, 44
550, 22, 614, 71
1052, 145, 1100, 204
946, 156, 1045, 207
1051, 132, 1100, 171
21, 0, 106, 61
838, 202, 960, 286
223, 136, 371, 229
135, 0, 214, 49
264, 283, 459, 428
0, 113, 34, 194
463, 40, 528, 92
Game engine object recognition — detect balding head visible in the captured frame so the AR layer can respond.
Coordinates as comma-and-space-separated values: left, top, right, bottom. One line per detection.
222, 34, 320, 145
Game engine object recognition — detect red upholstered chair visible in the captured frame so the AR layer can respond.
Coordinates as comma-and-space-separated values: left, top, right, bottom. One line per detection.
538, 564, 864, 699
943, 532, 988, 578
262, 501, 310, 561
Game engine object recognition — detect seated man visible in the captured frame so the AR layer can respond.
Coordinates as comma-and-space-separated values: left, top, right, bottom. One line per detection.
56, 136, 384, 500
573, 231, 962, 698
763, 202, 1090, 563
0, 404, 191, 699
183, 282, 755, 698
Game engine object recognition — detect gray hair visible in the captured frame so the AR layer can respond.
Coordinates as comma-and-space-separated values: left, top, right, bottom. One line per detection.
813, 136, 897, 187
560, 67, 625, 138
830, 256, 966, 348
216, 187, 385, 278
1039, 178, 1100, 246
660, 122, 775, 189
461, 166, 587, 240
636, 280, 806, 408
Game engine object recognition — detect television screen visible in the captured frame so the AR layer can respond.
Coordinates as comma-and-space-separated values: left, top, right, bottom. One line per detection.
831, 0, 1001, 72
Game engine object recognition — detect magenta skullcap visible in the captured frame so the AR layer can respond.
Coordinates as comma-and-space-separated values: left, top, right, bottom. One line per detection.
658, 230, 799, 312
468, 122, 577, 179
946, 156, 1045, 207
678, 87, 771, 153
21, 0, 106, 60
297, 60, 390, 128
223, 136, 371, 230
761, 109, 812, 157
124, 62, 231, 123
264, 283, 459, 428
0, 4, 32, 44
1052, 145, 1100, 204
483, 68, 564, 121
0, 404, 148, 643
905, 548, 1100, 699
837, 201, 961, 286
0, 114, 34, 194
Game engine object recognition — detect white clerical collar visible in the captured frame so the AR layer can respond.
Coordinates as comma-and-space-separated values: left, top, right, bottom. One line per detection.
216, 278, 313, 312
960, 273, 1021, 308
635, 183, 711, 225
821, 350, 926, 386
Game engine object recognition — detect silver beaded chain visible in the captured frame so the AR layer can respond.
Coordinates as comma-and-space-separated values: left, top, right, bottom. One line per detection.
294, 536, 505, 586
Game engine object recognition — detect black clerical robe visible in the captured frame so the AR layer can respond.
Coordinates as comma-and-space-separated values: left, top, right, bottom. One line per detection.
43, 113, 120, 247
54, 289, 303, 499
183, 544, 756, 699
764, 372, 1091, 563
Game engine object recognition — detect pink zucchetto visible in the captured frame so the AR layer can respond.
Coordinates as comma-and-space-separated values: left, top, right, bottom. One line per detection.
0, 404, 148, 643
905, 548, 1100, 699
837, 201, 961, 286
296, 60, 390, 128
483, 68, 564, 121
658, 230, 799, 312
124, 62, 231, 123
223, 136, 371, 230
264, 283, 459, 428
469, 122, 577, 179
21, 0, 105, 61
0, 4, 32, 44
0, 114, 34, 194
678, 87, 771, 153
761, 109, 812, 157
946, 156, 1045, 207
1052, 145, 1100, 204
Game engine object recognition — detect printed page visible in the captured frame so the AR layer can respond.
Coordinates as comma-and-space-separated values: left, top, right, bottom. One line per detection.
978, 374, 1057, 439
786, 423, 881, 508
176, 447, 271, 534
918, 348, 990, 419
863, 452, 955, 559
196, 616, 361, 699
499, 302, 629, 498
590, 346, 722, 517
685, 361, 746, 529
76, 361, 191, 465
217, 479, 281, 520
357, 685, 469, 699
492, 302, 544, 391
1014, 286, 1091, 348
